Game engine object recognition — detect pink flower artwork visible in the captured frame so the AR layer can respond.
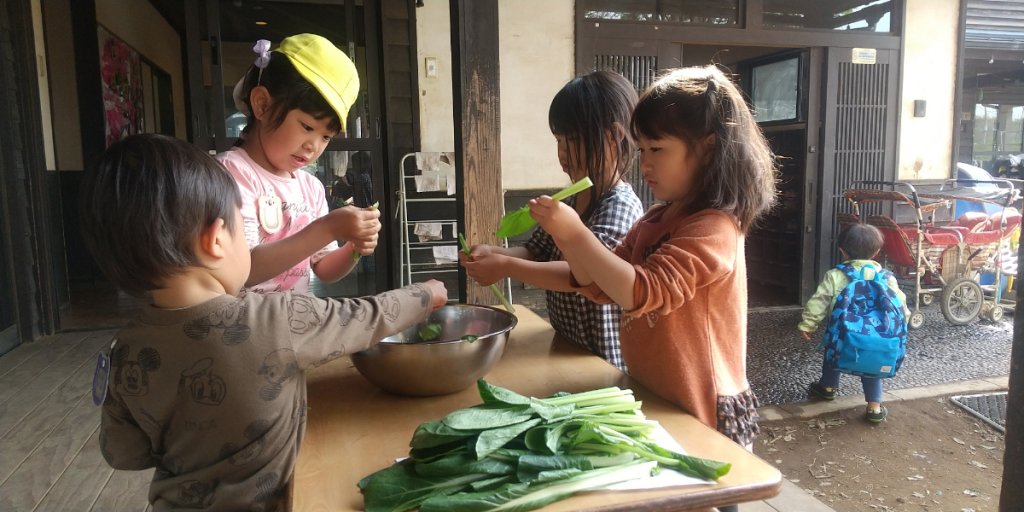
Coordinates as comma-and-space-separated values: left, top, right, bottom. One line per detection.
98, 26, 143, 147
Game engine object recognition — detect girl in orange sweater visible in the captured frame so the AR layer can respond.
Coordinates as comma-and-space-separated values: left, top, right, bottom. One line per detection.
529, 65, 777, 449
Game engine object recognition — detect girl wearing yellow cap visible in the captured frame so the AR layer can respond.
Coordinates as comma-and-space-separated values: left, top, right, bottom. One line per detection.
218, 34, 377, 294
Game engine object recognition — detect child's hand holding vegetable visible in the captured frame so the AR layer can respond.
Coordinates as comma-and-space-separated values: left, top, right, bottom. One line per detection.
419, 279, 448, 310
528, 195, 588, 243
351, 201, 380, 262
458, 244, 506, 287
321, 202, 381, 247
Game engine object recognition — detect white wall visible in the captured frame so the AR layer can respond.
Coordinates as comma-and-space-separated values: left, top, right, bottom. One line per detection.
498, 0, 575, 190
415, 0, 575, 191
415, 1, 455, 155
96, 0, 186, 140
898, 0, 960, 180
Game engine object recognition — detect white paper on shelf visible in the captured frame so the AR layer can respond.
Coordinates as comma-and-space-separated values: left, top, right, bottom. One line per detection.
414, 223, 443, 241
432, 245, 459, 263
416, 152, 441, 172
414, 173, 445, 192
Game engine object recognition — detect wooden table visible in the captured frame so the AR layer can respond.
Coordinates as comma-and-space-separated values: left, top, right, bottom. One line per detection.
293, 308, 781, 511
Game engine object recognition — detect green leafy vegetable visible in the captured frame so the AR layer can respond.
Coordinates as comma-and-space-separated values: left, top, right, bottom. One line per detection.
418, 461, 657, 512
418, 323, 443, 341
495, 177, 593, 238
359, 379, 731, 512
458, 233, 516, 313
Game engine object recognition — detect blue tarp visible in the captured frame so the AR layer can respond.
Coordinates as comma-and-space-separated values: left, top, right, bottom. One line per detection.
955, 163, 1002, 215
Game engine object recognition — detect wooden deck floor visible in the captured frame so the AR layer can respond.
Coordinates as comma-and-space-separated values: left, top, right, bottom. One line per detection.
0, 330, 152, 512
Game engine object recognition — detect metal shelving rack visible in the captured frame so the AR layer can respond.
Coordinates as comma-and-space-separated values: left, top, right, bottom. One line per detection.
396, 152, 461, 302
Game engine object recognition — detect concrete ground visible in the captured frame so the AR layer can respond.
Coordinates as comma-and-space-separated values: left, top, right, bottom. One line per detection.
512, 286, 1013, 510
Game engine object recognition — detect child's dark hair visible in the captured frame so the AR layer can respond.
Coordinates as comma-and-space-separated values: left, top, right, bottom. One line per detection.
79, 134, 242, 296
631, 65, 777, 232
549, 70, 638, 220
237, 52, 342, 135
838, 223, 884, 260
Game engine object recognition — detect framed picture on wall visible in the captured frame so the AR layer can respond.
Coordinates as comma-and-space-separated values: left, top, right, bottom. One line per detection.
97, 25, 144, 147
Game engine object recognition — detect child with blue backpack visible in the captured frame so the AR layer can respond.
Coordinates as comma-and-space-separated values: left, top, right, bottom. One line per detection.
798, 223, 910, 423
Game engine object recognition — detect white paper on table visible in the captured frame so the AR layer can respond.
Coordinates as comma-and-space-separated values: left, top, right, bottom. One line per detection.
593, 425, 714, 491
432, 245, 459, 263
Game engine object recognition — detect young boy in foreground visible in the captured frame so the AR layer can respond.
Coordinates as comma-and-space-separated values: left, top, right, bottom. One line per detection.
80, 134, 446, 510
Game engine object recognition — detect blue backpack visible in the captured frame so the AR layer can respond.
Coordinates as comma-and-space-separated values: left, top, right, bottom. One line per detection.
821, 263, 908, 378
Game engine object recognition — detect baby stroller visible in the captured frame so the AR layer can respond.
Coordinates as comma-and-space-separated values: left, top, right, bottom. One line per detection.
918, 179, 1021, 323
841, 180, 1020, 329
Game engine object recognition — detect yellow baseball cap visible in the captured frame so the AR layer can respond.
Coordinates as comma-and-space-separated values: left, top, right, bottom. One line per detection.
276, 34, 360, 129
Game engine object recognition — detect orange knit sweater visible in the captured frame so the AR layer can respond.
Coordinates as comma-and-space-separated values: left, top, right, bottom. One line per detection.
578, 207, 752, 430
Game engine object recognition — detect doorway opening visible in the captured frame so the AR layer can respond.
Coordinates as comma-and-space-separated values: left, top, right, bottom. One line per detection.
681, 45, 814, 309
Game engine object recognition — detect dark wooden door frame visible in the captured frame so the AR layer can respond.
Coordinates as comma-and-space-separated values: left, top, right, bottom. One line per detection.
0, 0, 63, 343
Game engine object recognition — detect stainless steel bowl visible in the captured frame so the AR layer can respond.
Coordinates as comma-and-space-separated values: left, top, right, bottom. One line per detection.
351, 304, 518, 396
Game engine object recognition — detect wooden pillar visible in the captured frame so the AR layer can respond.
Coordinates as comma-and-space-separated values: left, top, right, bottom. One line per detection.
1002, 262, 1023, 509
450, 0, 502, 305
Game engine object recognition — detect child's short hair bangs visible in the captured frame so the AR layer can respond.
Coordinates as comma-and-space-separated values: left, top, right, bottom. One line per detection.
266, 80, 343, 133
630, 72, 712, 145
80, 135, 242, 297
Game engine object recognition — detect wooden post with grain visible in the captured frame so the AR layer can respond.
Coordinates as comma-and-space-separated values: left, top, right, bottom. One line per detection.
450, 0, 503, 306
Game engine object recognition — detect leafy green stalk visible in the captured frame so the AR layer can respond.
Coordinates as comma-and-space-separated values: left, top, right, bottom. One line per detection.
359, 461, 496, 512
417, 460, 656, 512
458, 233, 516, 313
539, 387, 635, 407
410, 419, 477, 449
572, 401, 643, 416
475, 418, 542, 459
361, 380, 731, 512
414, 452, 516, 478
442, 405, 535, 430
495, 177, 594, 239
571, 424, 731, 480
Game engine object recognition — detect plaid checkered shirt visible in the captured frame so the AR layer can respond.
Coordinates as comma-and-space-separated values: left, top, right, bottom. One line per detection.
524, 182, 644, 371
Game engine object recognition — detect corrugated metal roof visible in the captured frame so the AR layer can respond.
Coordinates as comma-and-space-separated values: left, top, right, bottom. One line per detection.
966, 0, 1024, 49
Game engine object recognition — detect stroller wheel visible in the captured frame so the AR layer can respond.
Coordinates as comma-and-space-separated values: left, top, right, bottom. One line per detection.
908, 311, 925, 329
989, 304, 1005, 322
940, 277, 984, 325
920, 294, 934, 306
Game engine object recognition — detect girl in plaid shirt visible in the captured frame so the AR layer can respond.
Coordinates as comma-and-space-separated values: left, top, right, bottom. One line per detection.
460, 71, 643, 371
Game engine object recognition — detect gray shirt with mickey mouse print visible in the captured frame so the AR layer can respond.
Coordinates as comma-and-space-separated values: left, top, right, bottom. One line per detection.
98, 284, 435, 511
